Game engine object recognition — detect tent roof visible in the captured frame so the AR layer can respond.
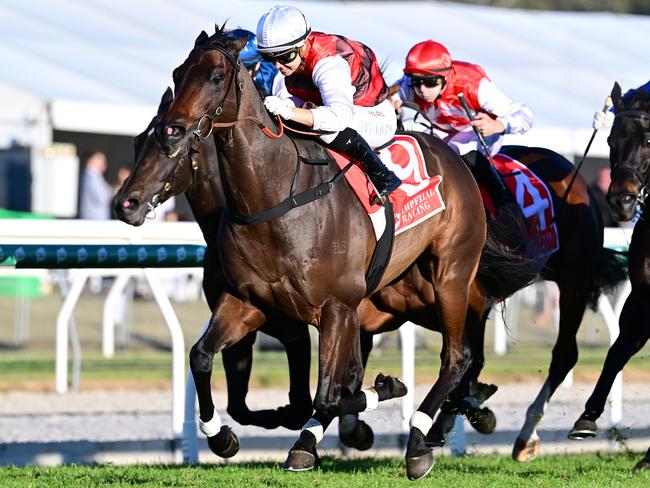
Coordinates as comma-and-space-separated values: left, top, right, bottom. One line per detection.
2, 0, 648, 142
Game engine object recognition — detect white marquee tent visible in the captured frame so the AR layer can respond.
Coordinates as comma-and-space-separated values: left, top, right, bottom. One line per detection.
1, 0, 649, 213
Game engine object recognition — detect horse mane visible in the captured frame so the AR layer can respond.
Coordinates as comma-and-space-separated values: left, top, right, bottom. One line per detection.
194, 22, 238, 51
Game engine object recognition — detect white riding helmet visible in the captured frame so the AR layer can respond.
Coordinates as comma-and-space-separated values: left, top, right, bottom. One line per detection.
256, 5, 311, 54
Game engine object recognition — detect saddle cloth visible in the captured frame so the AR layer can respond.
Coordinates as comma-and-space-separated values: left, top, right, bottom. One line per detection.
482, 153, 560, 256
327, 135, 445, 240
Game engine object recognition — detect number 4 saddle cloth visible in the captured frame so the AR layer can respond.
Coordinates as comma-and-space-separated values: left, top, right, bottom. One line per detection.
483, 153, 560, 257
327, 134, 446, 240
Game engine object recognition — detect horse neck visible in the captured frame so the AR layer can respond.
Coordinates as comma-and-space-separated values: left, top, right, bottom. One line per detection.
184, 143, 224, 248
214, 96, 299, 216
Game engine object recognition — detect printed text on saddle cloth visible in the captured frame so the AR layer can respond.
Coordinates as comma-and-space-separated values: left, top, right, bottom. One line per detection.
329, 135, 445, 239
489, 154, 560, 256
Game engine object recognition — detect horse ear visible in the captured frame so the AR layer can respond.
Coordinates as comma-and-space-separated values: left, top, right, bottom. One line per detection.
611, 82, 624, 110
195, 30, 208, 47
230, 35, 248, 54
158, 87, 174, 115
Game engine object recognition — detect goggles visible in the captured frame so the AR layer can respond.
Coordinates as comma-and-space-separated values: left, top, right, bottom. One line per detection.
409, 75, 445, 89
260, 48, 300, 65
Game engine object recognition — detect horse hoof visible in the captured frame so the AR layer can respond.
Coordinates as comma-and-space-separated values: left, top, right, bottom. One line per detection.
207, 425, 239, 458
340, 419, 374, 451
512, 436, 540, 462
473, 382, 498, 404
568, 419, 598, 440
283, 449, 318, 472
469, 407, 497, 434
406, 450, 435, 480
374, 373, 408, 399
634, 456, 650, 471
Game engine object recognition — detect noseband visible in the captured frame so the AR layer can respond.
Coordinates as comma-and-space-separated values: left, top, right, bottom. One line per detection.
611, 110, 650, 208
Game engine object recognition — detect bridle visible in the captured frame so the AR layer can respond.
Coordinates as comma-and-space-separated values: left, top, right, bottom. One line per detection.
610, 110, 650, 209
147, 45, 245, 213
149, 40, 343, 224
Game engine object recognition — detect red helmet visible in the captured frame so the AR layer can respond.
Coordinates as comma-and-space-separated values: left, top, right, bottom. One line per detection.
404, 40, 453, 78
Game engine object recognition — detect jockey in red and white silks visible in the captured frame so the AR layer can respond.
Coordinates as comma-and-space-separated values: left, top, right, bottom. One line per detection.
395, 40, 533, 157
256, 5, 400, 198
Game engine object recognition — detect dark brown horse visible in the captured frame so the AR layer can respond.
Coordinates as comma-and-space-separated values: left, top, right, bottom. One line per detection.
389, 105, 627, 460
116, 85, 539, 455
568, 82, 650, 471
153, 28, 488, 480
114, 87, 316, 431
115, 33, 624, 473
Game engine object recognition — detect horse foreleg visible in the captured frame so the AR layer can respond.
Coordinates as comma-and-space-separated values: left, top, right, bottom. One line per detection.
406, 280, 472, 480
514, 282, 587, 462
284, 301, 406, 471
339, 329, 376, 451
222, 318, 313, 430
569, 286, 650, 440
428, 306, 494, 447
222, 331, 257, 425
189, 292, 266, 458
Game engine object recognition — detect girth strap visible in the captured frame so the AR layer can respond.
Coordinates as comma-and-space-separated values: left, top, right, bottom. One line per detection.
225, 162, 354, 225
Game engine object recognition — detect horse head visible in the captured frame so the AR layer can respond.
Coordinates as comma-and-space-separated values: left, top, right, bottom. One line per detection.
606, 82, 650, 221
155, 26, 252, 158
113, 86, 219, 226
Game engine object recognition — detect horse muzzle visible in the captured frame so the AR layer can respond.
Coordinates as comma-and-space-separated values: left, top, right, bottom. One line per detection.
112, 193, 148, 226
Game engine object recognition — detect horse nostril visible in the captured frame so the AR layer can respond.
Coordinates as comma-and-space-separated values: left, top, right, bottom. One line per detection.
119, 197, 140, 213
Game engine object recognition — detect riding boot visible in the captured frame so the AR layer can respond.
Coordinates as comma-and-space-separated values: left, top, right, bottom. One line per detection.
462, 150, 518, 212
327, 128, 401, 199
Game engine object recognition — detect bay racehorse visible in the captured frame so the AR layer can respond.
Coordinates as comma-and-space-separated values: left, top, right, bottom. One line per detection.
114, 87, 316, 431
568, 82, 650, 471
117, 27, 620, 472
115, 86, 540, 456
388, 107, 627, 461
153, 28, 488, 480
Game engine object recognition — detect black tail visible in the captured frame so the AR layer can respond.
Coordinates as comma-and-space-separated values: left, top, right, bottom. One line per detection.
586, 248, 629, 310
476, 209, 545, 301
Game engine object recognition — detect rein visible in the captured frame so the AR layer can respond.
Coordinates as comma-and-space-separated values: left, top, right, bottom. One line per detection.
170, 43, 348, 225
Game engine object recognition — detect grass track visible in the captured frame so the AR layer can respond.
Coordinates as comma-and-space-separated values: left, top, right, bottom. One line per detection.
1, 454, 649, 487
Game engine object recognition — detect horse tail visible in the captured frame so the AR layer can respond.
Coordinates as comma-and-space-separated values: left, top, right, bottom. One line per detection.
476, 209, 544, 301
586, 247, 629, 310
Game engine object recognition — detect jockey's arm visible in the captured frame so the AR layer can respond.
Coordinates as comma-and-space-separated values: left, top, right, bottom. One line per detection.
297, 55, 355, 132
477, 78, 533, 136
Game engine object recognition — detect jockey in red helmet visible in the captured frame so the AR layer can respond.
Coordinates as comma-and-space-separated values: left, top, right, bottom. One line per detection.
256, 5, 401, 199
395, 40, 533, 209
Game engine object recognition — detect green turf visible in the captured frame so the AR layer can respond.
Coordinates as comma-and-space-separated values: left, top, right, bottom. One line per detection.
0, 453, 648, 487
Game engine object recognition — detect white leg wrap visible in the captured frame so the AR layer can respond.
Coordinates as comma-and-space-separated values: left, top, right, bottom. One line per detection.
339, 414, 358, 434
362, 387, 379, 411
410, 411, 434, 435
198, 408, 222, 437
302, 417, 324, 443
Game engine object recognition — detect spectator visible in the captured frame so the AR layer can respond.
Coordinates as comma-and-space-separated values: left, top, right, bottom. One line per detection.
79, 151, 112, 220
114, 165, 131, 193
590, 167, 617, 227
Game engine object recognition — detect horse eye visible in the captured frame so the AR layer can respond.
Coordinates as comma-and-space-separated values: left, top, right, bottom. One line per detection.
210, 71, 225, 83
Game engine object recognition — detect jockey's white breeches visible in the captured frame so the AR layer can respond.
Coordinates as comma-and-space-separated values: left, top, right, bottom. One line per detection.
320, 99, 396, 147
